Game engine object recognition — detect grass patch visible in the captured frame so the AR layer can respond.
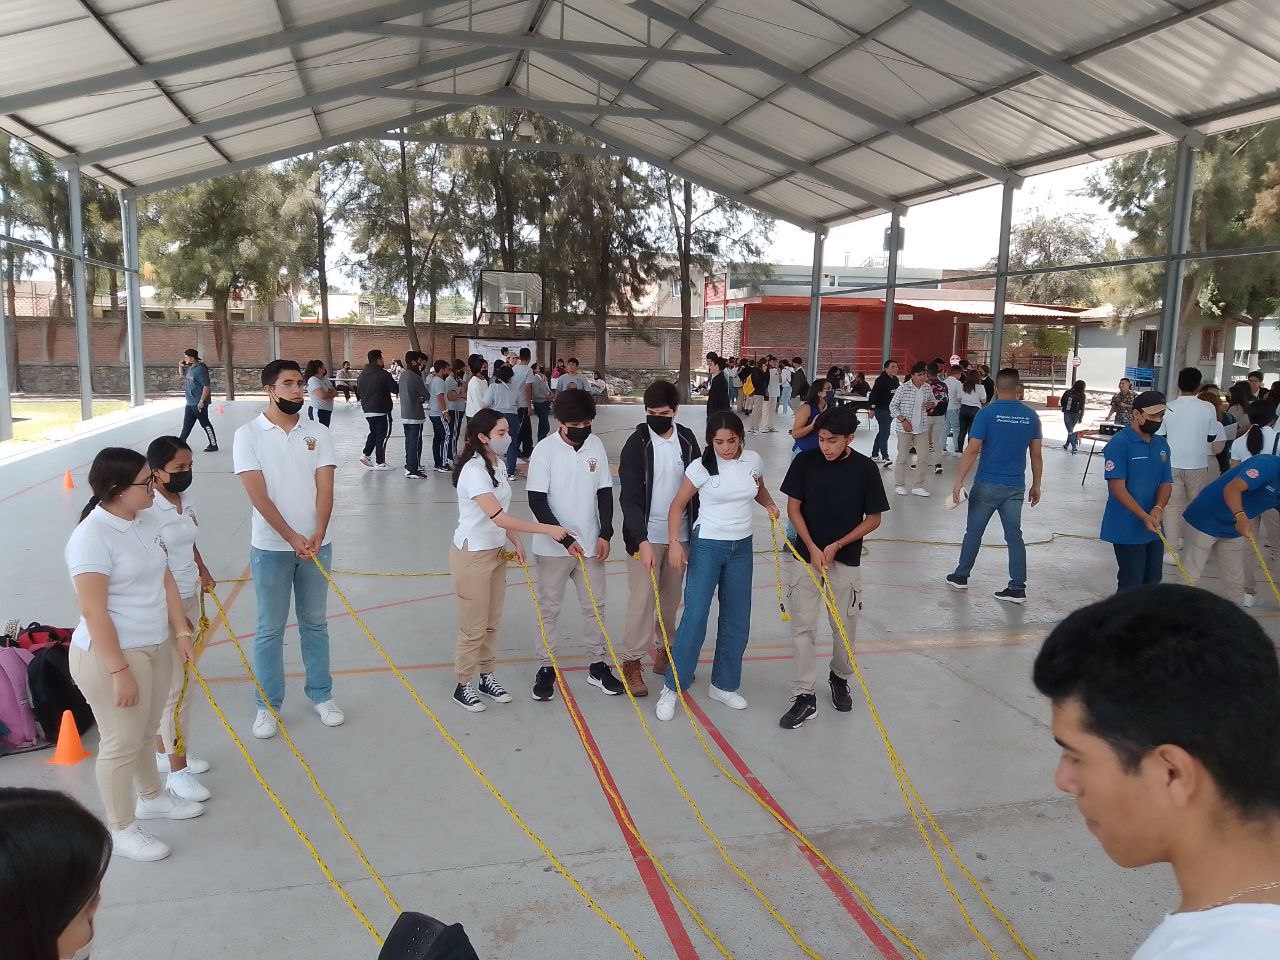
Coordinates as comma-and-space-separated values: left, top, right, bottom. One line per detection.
9, 399, 130, 442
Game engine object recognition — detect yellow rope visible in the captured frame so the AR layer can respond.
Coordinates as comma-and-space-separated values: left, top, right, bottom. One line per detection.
204, 586, 403, 916
1156, 529, 1194, 585
170, 593, 209, 757
645, 569, 926, 960
774, 519, 1036, 960
513, 558, 735, 959
769, 521, 791, 622
188, 659, 384, 945
1246, 532, 1280, 607
309, 555, 646, 960
574, 556, 828, 960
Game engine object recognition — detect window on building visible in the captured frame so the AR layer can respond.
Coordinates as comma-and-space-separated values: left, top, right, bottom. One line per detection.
727, 305, 744, 321
704, 306, 724, 323
670, 279, 681, 300
1200, 327, 1223, 362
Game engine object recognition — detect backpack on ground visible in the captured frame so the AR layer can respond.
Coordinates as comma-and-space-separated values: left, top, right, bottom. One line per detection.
0, 646, 41, 753
15, 622, 73, 651
27, 643, 94, 741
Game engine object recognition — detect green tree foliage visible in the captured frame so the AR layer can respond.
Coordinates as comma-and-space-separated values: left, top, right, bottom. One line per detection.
1088, 122, 1280, 368
998, 209, 1108, 307
142, 169, 291, 398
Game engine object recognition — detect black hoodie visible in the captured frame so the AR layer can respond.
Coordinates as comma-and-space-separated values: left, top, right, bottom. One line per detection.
619, 421, 701, 556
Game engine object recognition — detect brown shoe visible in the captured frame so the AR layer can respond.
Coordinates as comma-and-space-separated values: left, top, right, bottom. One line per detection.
651, 645, 670, 677
622, 659, 648, 697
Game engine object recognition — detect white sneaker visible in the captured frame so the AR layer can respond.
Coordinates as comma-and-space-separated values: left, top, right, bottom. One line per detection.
1163, 554, 1177, 566
912, 487, 931, 497
166, 768, 211, 803
372, 462, 390, 471
135, 789, 205, 821
895, 485, 908, 496
314, 699, 345, 727
157, 753, 210, 775
655, 688, 678, 721
708, 685, 748, 710
252, 709, 278, 740
111, 822, 171, 862
359, 456, 373, 468
1243, 593, 1258, 608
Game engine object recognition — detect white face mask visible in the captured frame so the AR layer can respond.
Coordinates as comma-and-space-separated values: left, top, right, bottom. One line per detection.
64, 936, 93, 960
488, 434, 512, 456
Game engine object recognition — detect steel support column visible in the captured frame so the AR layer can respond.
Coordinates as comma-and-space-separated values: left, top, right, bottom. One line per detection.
65, 164, 93, 421
991, 180, 1017, 371
882, 210, 902, 366
0, 265, 10, 442
120, 194, 145, 407
1156, 141, 1198, 397
806, 230, 826, 380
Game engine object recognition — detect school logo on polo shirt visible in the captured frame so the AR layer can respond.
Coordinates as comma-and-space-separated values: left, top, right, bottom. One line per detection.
1247, 468, 1260, 479
1105, 460, 1115, 471
154, 535, 168, 556
587, 457, 598, 473
304, 435, 318, 452
185, 507, 198, 526
1160, 450, 1168, 462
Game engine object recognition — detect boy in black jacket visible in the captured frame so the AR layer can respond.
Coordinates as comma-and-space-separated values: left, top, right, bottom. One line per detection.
619, 380, 701, 696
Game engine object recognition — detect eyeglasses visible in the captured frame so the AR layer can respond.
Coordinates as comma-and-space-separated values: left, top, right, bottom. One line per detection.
132, 474, 156, 487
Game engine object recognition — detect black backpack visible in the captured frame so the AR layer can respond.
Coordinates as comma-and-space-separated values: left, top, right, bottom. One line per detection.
791, 368, 809, 400
378, 912, 480, 960
27, 643, 95, 741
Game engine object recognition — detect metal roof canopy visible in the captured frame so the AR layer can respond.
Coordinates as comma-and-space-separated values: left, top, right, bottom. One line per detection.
1, 0, 1279, 437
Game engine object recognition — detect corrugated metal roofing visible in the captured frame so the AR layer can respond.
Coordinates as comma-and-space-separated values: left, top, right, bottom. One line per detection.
0, 0, 1276, 230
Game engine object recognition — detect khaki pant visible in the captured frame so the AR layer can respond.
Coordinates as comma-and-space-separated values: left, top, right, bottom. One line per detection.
1181, 527, 1247, 598
623, 544, 684, 661
893, 430, 930, 489
533, 554, 608, 664
786, 560, 859, 696
450, 543, 508, 684
925, 417, 943, 467
1166, 466, 1210, 549
70, 640, 173, 830
1242, 510, 1280, 598
752, 396, 775, 432
158, 593, 201, 755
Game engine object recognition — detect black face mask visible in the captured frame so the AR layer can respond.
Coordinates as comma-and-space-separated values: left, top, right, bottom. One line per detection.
564, 425, 592, 447
162, 470, 193, 494
646, 414, 673, 435
275, 396, 305, 416
1139, 419, 1161, 435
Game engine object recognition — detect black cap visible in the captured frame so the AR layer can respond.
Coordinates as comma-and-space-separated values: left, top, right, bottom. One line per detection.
1132, 390, 1166, 414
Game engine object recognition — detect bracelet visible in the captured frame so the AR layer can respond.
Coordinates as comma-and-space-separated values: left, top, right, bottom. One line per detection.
109, 664, 130, 676
174, 631, 194, 641
1233, 511, 1246, 518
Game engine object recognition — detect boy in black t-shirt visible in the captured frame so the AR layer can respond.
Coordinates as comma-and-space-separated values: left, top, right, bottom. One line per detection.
779, 405, 890, 729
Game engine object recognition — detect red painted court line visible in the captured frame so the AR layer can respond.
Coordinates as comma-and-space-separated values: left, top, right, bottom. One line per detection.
558, 677, 701, 960
682, 697, 905, 960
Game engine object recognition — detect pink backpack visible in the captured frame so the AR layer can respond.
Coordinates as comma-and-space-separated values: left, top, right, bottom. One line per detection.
0, 646, 40, 752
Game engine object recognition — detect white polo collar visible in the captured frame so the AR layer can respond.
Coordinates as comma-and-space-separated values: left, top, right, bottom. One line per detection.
255, 412, 303, 434
94, 505, 137, 531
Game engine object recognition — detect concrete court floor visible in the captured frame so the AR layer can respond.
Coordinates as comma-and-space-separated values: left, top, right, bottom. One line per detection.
1, 397, 1267, 960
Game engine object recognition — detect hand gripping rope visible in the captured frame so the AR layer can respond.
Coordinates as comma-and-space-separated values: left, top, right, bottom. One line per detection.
511, 556, 735, 959
568, 554, 832, 960
772, 518, 1037, 960
308, 554, 646, 960
1159, 525, 1280, 607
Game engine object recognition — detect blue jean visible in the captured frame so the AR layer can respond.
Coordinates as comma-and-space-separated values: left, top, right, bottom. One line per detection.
429, 416, 448, 468
1113, 541, 1163, 592
665, 531, 753, 693
945, 408, 961, 452
533, 401, 551, 441
403, 422, 423, 474
1064, 413, 1080, 450
871, 409, 893, 459
502, 412, 521, 475
251, 543, 334, 710
952, 482, 1026, 589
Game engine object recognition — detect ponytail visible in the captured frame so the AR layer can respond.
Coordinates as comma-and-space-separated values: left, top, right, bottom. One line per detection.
79, 495, 101, 523
1246, 401, 1275, 456
452, 409, 502, 489
1247, 424, 1265, 456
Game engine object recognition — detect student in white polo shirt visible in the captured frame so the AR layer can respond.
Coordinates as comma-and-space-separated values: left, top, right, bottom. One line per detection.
526, 387, 623, 702
66, 447, 202, 863
232, 359, 344, 740
1157, 367, 1226, 558
143, 435, 216, 804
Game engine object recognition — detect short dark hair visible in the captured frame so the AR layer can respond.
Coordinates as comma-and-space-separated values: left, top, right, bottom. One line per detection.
433, 359, 449, 372
554, 387, 596, 423
184, 348, 199, 360
1033, 585, 1280, 819
262, 358, 302, 386
519, 347, 531, 361
0, 788, 112, 960
926, 361, 940, 376
1249, 370, 1264, 381
643, 378, 680, 410
146, 435, 190, 471
995, 367, 1020, 391
883, 359, 898, 369
792, 356, 803, 365
304, 359, 325, 380
367, 349, 382, 364
814, 404, 857, 436
1176, 367, 1203, 392
567, 357, 580, 366
910, 361, 928, 376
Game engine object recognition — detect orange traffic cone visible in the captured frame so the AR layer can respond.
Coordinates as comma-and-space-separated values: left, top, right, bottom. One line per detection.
62, 469, 75, 490
48, 710, 91, 765
217, 403, 225, 415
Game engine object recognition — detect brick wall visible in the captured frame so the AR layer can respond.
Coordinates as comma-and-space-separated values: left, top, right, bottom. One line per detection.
10, 315, 704, 396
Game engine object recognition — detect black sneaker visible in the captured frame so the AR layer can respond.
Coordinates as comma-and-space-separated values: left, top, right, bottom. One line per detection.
532, 666, 557, 701
945, 574, 968, 590
478, 673, 512, 703
203, 445, 218, 453
909, 446, 917, 455
779, 694, 818, 729
934, 464, 943, 475
828, 673, 853, 712
453, 683, 485, 713
405, 470, 427, 479
587, 661, 624, 696
994, 587, 1027, 604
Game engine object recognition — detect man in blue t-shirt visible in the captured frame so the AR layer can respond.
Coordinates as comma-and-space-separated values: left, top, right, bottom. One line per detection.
1100, 391, 1173, 592
178, 347, 218, 452
1180, 454, 1280, 608
946, 368, 1043, 603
